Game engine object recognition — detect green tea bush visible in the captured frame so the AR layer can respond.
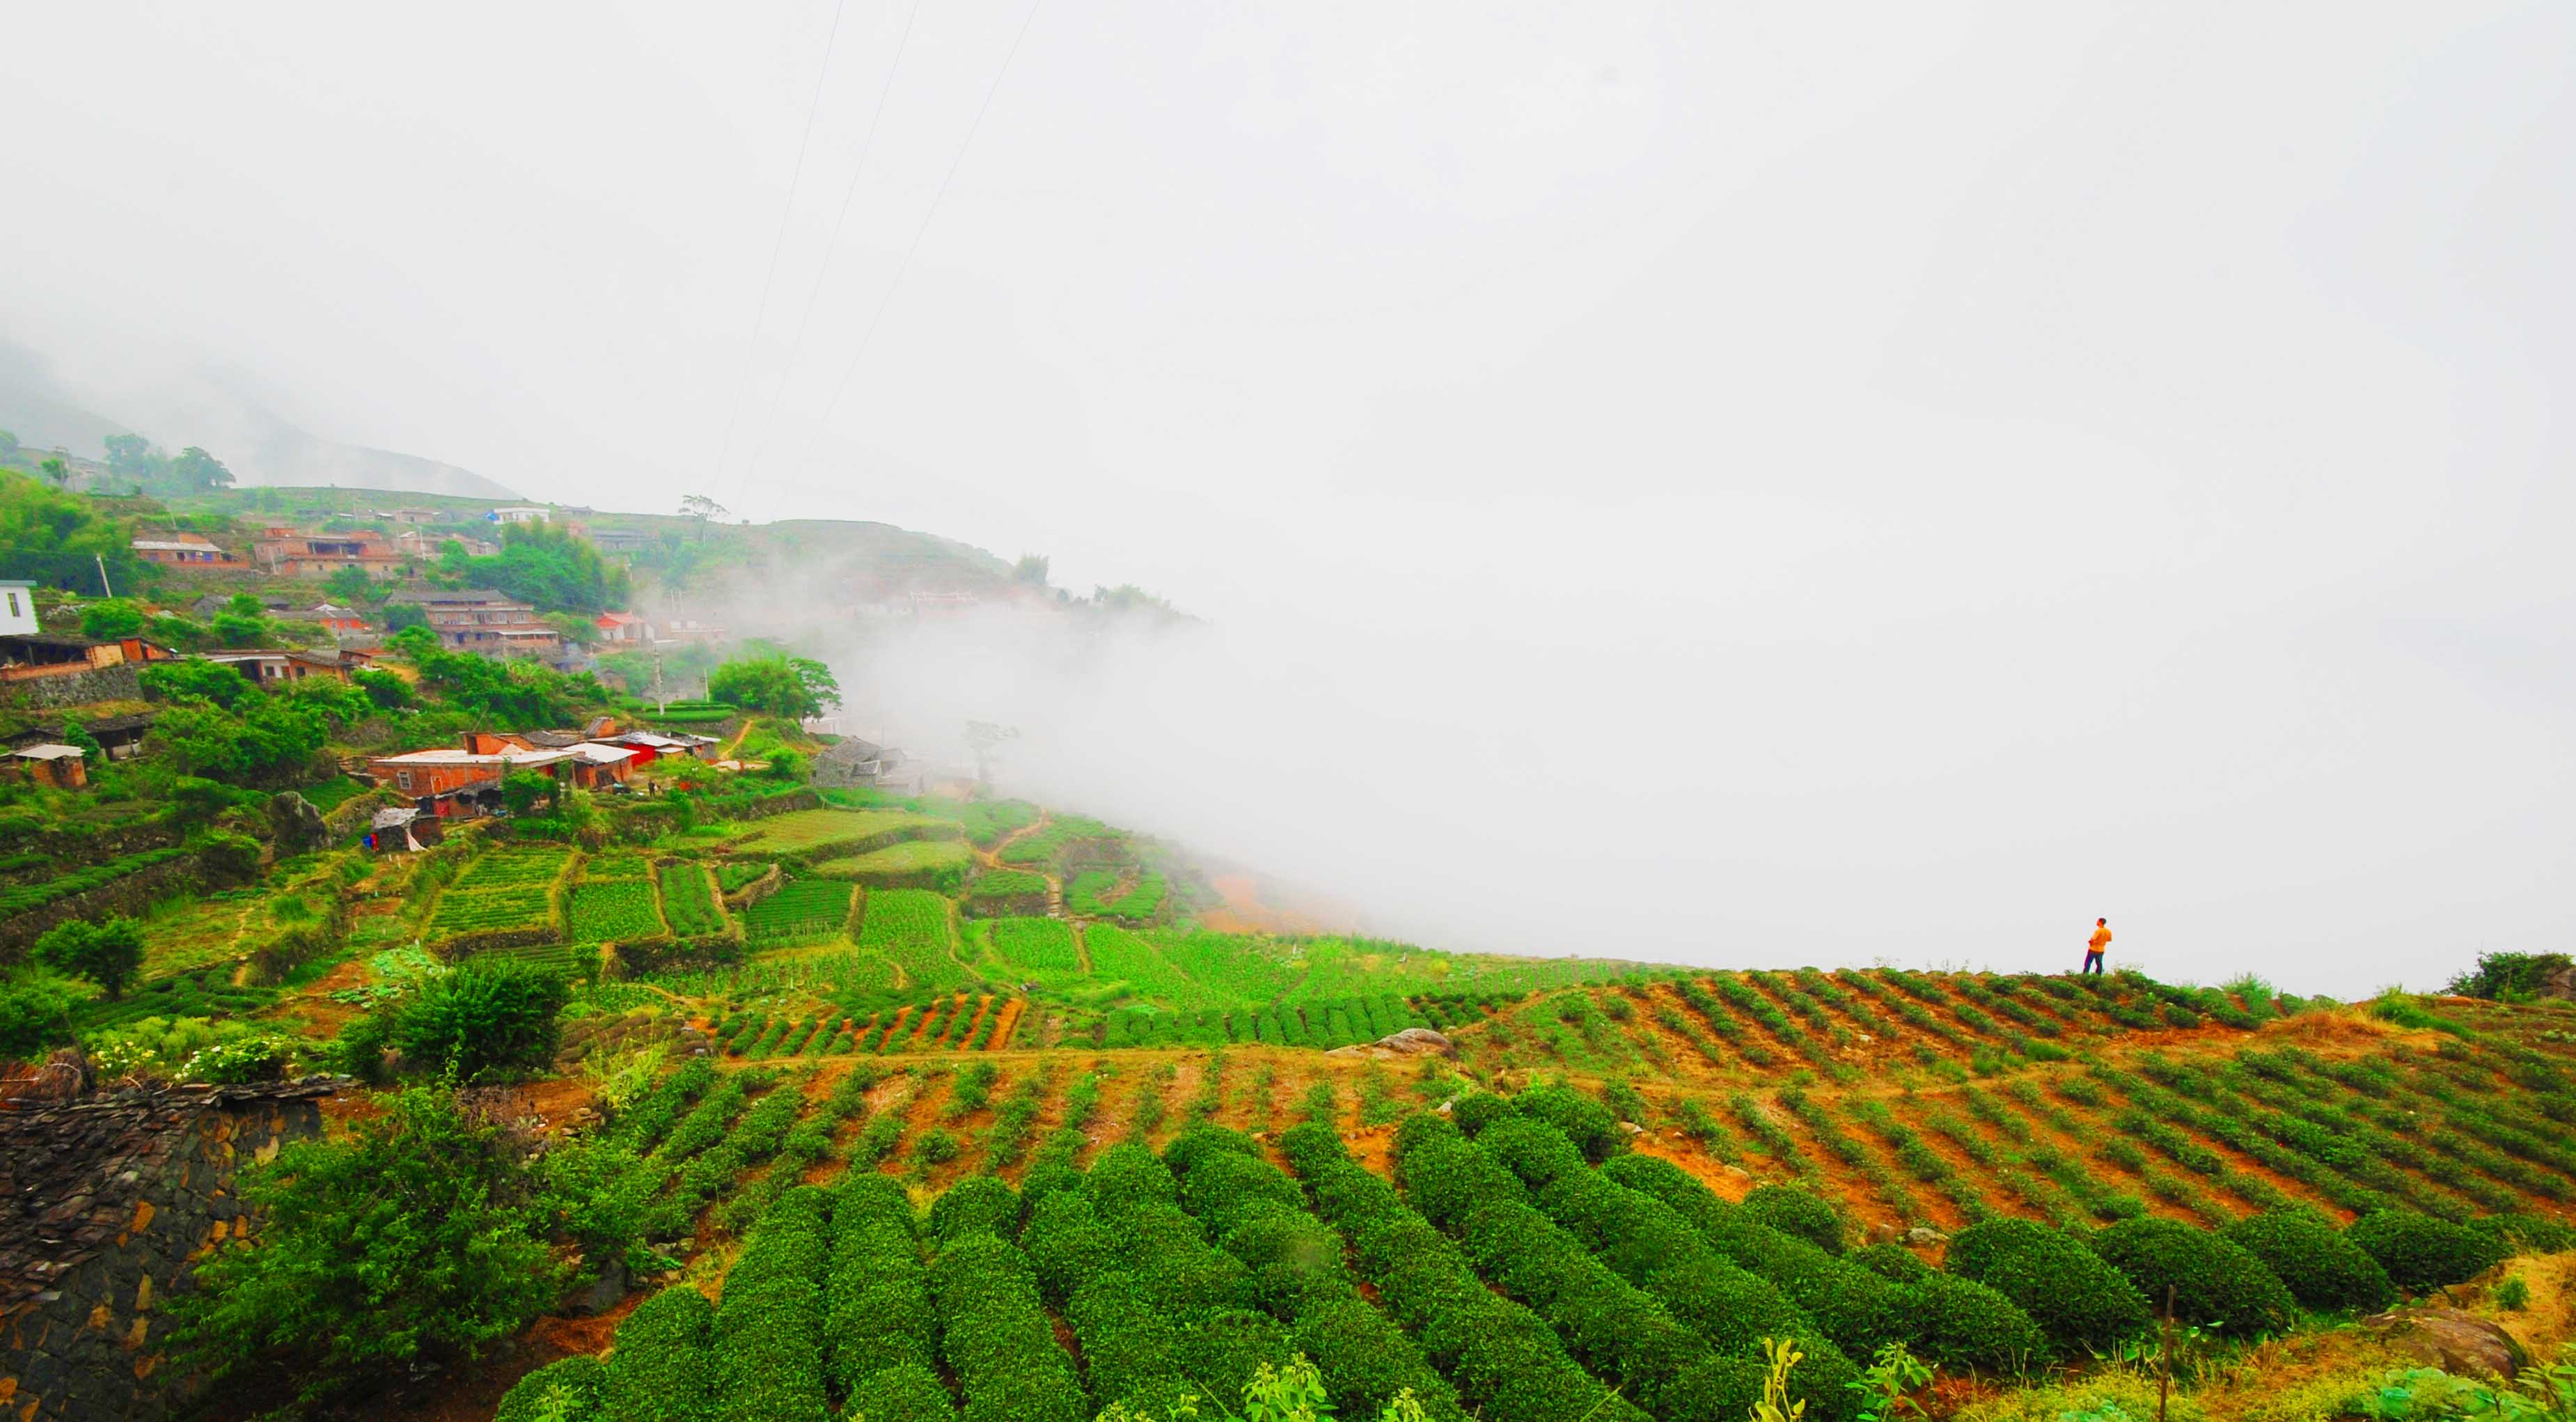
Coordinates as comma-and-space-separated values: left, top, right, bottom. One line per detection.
1906, 1271, 2048, 1371
1509, 1082, 1627, 1161
827, 1176, 937, 1397
714, 1188, 830, 1421
2089, 1217, 2295, 1337
602, 1286, 716, 1422
1945, 1218, 2150, 1355
929, 1231, 1089, 1422
2346, 1210, 2505, 1291
494, 1354, 603, 1422
2220, 1210, 2397, 1313
1742, 1184, 1843, 1255
840, 1361, 955, 1422
384, 955, 570, 1082
931, 1175, 1021, 1243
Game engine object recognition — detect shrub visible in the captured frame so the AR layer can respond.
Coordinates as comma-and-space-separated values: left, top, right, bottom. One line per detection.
1850, 1243, 1929, 1283
1944, 1218, 2150, 1356
929, 1231, 1088, 1422
170, 1088, 567, 1405
384, 956, 570, 1082
840, 1361, 956, 1422
2346, 1210, 2505, 1292
602, 1286, 717, 1422
1906, 1271, 2048, 1371
2220, 1211, 2397, 1313
32, 916, 145, 1000
2089, 1217, 2295, 1338
0, 969, 80, 1063
1451, 1092, 1514, 1136
1742, 1184, 1843, 1255
495, 1354, 604, 1422
1512, 1082, 1626, 1161
931, 1175, 1021, 1242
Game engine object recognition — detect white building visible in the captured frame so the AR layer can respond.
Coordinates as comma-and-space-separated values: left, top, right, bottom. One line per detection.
487, 506, 552, 524
0, 581, 37, 637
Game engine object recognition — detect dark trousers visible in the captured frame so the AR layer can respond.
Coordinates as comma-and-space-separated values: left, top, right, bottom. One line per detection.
2082, 950, 2105, 976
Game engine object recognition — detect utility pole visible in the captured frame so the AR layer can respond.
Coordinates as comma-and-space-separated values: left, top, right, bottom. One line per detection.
94, 552, 112, 599
2157, 1284, 2174, 1422
652, 644, 667, 714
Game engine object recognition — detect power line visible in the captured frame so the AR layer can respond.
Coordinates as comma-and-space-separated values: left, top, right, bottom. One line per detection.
705, 0, 854, 501
755, 0, 1045, 495
728, 0, 927, 508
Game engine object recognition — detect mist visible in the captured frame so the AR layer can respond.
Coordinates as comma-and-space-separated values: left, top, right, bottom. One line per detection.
7, 3, 2574, 994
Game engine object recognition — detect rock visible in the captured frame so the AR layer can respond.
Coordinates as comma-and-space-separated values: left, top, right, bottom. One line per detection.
2366, 1306, 2528, 1379
1621, 1121, 1645, 1135
1867, 1222, 1903, 1246
265, 792, 331, 853
574, 1256, 630, 1315
1906, 1226, 1948, 1246
2542, 964, 2576, 1002
1327, 1028, 1454, 1061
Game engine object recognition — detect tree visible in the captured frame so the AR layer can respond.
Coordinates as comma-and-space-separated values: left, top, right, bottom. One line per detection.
79, 597, 147, 639
58, 715, 104, 763
0, 428, 16, 457
383, 601, 430, 632
33, 917, 146, 1000
964, 720, 1021, 785
38, 457, 69, 489
1012, 553, 1051, 586
169, 1087, 570, 1406
2447, 951, 2574, 1001
680, 493, 728, 541
0, 969, 79, 1062
103, 432, 158, 477
148, 696, 331, 785
168, 446, 235, 490
0, 471, 141, 593
320, 565, 379, 605
141, 659, 257, 710
352, 668, 412, 710
385, 957, 571, 1081
499, 769, 556, 818
455, 522, 630, 615
212, 612, 267, 647
708, 654, 838, 720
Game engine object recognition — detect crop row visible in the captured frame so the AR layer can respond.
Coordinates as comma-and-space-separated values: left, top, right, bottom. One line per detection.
657, 861, 727, 937
569, 880, 666, 944
741, 878, 855, 944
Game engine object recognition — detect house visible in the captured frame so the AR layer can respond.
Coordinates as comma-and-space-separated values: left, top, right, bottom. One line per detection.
590, 529, 654, 555
812, 737, 908, 788
593, 611, 652, 643
0, 632, 169, 685
199, 648, 358, 685
363, 806, 442, 852
389, 508, 445, 525
128, 533, 241, 567
657, 618, 729, 646
412, 589, 567, 663
600, 729, 720, 765
0, 582, 36, 637
487, 506, 552, 525
363, 744, 577, 817
11, 714, 154, 763
10, 744, 87, 789
560, 741, 637, 790
251, 528, 409, 579
391, 528, 498, 560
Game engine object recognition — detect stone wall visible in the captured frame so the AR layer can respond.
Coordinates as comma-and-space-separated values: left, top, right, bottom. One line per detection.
0, 664, 144, 712
0, 1078, 340, 1420
0, 854, 206, 962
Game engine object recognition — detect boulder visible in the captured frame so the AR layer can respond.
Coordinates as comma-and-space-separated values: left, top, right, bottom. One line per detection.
1906, 1226, 1949, 1247
266, 792, 331, 853
2365, 1306, 2528, 1379
1325, 1028, 1456, 1060
2542, 964, 2576, 1002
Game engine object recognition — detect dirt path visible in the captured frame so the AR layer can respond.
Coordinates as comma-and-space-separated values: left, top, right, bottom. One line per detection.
978, 815, 1066, 915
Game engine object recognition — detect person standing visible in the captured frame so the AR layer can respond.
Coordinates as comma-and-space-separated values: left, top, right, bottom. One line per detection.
2082, 918, 2112, 976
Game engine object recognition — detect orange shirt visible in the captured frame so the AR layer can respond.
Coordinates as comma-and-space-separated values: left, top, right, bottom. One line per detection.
2089, 925, 2113, 951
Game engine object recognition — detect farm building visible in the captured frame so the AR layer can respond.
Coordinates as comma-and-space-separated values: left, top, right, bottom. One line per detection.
411, 588, 569, 664
198, 648, 359, 685
250, 528, 409, 579
9, 744, 86, 789
812, 737, 911, 788
127, 533, 240, 567
0, 582, 35, 636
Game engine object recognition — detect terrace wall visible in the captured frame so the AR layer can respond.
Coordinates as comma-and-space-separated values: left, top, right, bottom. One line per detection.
0, 664, 143, 711
0, 853, 206, 962
0, 1078, 341, 1421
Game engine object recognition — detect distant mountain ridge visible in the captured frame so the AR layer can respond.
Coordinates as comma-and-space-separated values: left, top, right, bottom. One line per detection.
0, 340, 519, 500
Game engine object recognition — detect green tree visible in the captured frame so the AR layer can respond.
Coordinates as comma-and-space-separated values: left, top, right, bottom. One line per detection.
38, 457, 69, 489
352, 668, 411, 710
708, 654, 839, 719
0, 471, 143, 593
33, 917, 146, 1000
0, 969, 79, 1061
149, 696, 331, 785
212, 612, 267, 647
141, 658, 257, 710
320, 565, 379, 605
78, 597, 147, 640
170, 1087, 570, 1405
58, 715, 104, 763
679, 493, 728, 540
102, 432, 158, 477
1012, 552, 1051, 585
499, 769, 556, 817
384, 957, 571, 1081
383, 601, 430, 632
168, 445, 234, 490
462, 522, 630, 615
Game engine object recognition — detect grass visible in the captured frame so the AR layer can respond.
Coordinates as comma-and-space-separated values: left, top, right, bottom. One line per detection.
854, 889, 967, 992
740, 878, 854, 945
569, 880, 665, 944
980, 917, 1080, 975
814, 838, 971, 888
657, 861, 726, 937
733, 808, 950, 853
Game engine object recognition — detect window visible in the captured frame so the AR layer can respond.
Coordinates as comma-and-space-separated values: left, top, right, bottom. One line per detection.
4, 593, 17, 618
397, 770, 414, 790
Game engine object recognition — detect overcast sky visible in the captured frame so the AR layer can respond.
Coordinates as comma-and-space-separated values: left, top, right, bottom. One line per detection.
5, 3, 2572, 993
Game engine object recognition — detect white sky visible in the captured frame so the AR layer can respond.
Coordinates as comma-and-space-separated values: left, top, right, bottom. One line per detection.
4, 3, 2572, 993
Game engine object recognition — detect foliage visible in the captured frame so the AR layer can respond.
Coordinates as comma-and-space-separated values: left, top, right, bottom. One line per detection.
0, 968, 80, 1061
33, 915, 146, 999
494, 1355, 604, 1422
0, 844, 190, 916
0, 470, 144, 594
462, 521, 631, 614
79, 596, 148, 639
2220, 1210, 2398, 1313
379, 955, 572, 1082
170, 1088, 566, 1405
1945, 1218, 2151, 1356
1754, 1337, 1807, 1422
2446, 952, 2575, 1002
602, 1286, 717, 1422
709, 653, 840, 719
148, 695, 333, 786
2089, 1217, 2295, 1338
1743, 1184, 1844, 1256
2346, 1210, 2506, 1292
141, 657, 257, 709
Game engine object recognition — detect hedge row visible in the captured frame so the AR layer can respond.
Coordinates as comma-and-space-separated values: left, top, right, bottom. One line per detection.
602, 1286, 718, 1422
1278, 1120, 1650, 1422
715, 1187, 831, 1422
827, 1175, 948, 1409
929, 1230, 1087, 1422
1165, 1126, 1469, 1422
721, 1065, 879, 1233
